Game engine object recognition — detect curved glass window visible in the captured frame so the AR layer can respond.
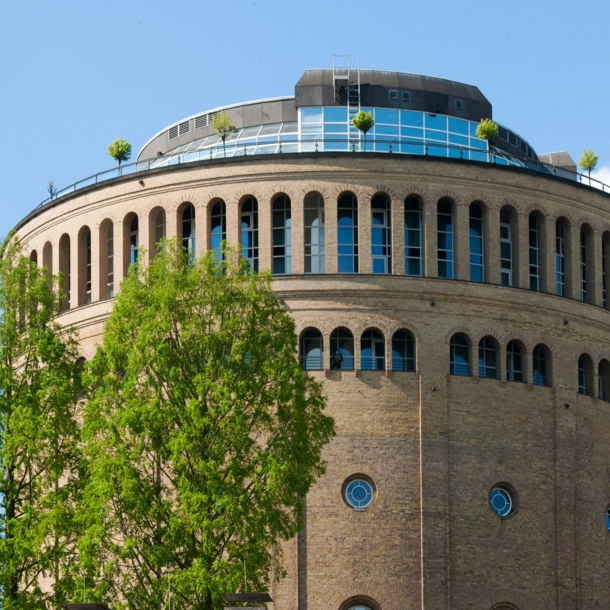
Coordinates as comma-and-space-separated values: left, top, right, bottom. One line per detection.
182, 204, 196, 256
241, 197, 259, 272
392, 330, 415, 372
344, 479, 374, 510
300, 329, 323, 371
533, 346, 548, 386
211, 201, 226, 260
437, 200, 454, 279
500, 208, 513, 286
371, 195, 391, 274
489, 486, 514, 518
404, 197, 423, 276
330, 328, 354, 370
338, 194, 358, 273
479, 338, 497, 378
529, 213, 541, 291
450, 335, 469, 376
305, 193, 325, 273
506, 341, 523, 382
361, 330, 385, 371
470, 203, 484, 282
273, 196, 292, 274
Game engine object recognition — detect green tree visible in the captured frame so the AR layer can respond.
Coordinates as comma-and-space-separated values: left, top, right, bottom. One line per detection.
211, 112, 236, 158
0, 235, 84, 609
579, 148, 599, 183
47, 180, 57, 200
352, 110, 374, 151
107, 138, 132, 169
78, 240, 334, 610
476, 118, 499, 142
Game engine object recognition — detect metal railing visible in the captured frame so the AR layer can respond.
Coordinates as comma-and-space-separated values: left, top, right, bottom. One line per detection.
392, 357, 415, 372
300, 356, 325, 371
34, 138, 610, 213
330, 355, 355, 370
450, 363, 470, 376
361, 356, 385, 371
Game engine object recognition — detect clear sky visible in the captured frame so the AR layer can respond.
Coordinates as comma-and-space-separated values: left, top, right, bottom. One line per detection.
1, 0, 609, 239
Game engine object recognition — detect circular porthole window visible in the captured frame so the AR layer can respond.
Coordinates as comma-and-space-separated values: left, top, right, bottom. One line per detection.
489, 485, 516, 518
343, 476, 375, 510
605, 505, 610, 532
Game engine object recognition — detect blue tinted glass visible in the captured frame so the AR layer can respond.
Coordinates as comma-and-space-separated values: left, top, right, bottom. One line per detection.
373, 259, 385, 274
495, 157, 508, 165
301, 107, 323, 123
425, 130, 447, 142
401, 110, 423, 127
470, 121, 479, 137
401, 127, 424, 138
428, 145, 447, 157
470, 138, 487, 150
401, 142, 424, 155
448, 118, 469, 135
471, 151, 487, 162
324, 123, 348, 133
325, 141, 348, 150
489, 488, 512, 518
338, 227, 354, 243
606, 508, 610, 531
324, 107, 347, 122
301, 124, 323, 135
449, 134, 469, 146
425, 114, 447, 130
375, 124, 399, 135
375, 108, 399, 124
338, 257, 355, 273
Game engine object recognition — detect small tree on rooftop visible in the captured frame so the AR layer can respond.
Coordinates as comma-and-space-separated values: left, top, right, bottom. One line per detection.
107, 137, 132, 169
579, 148, 599, 184
476, 118, 499, 142
211, 112, 236, 158
47, 180, 57, 200
352, 111, 375, 151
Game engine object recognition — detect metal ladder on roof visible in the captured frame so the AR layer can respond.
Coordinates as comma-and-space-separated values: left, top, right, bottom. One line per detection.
333, 55, 361, 149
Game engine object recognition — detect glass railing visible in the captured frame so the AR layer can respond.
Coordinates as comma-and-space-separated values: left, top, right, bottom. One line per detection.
33, 139, 610, 213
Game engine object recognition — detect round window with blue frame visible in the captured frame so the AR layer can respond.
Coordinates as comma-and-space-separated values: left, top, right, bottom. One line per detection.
605, 505, 610, 532
489, 485, 514, 518
344, 477, 374, 510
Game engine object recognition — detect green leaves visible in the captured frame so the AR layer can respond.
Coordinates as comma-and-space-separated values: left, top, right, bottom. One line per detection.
579, 148, 599, 176
475, 118, 499, 141
79, 240, 334, 609
107, 137, 132, 167
352, 110, 374, 133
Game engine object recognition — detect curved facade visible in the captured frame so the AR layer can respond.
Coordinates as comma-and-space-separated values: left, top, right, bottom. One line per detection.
15, 69, 610, 609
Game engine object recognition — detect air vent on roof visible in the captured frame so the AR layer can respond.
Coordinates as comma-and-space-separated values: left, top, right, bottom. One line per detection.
195, 111, 218, 130
455, 99, 463, 110
402, 90, 410, 101
179, 121, 190, 135
168, 126, 179, 140
389, 90, 398, 100
508, 132, 517, 146
520, 140, 527, 153
498, 127, 508, 141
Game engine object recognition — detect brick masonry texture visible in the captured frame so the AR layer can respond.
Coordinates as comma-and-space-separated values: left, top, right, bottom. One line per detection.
14, 154, 610, 610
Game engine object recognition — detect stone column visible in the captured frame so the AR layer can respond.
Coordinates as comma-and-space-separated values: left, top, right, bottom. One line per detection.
517, 210, 530, 290
292, 195, 305, 275
486, 205, 500, 285
591, 231, 602, 307
226, 197, 240, 248
259, 196, 272, 272
326, 194, 338, 274
392, 196, 404, 275
542, 217, 555, 295
359, 194, 372, 274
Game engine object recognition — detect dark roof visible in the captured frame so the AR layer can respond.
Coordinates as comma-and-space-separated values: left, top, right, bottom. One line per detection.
296, 69, 490, 104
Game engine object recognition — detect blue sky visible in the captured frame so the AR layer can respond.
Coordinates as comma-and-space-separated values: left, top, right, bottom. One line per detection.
1, 0, 609, 239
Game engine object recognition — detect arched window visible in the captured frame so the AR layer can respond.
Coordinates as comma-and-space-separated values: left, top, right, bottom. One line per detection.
478, 337, 497, 378
129, 215, 139, 266
404, 197, 423, 276
500, 207, 513, 286
78, 227, 92, 306
371, 194, 391, 274
211, 200, 226, 260
338, 193, 358, 273
578, 354, 593, 396
529, 213, 541, 291
599, 359, 610, 401
155, 209, 166, 251
272, 195, 291, 274
107, 223, 114, 298
469, 203, 484, 282
304, 193, 325, 273
86, 229, 92, 304
30, 250, 38, 265
182, 204, 196, 256
300, 329, 323, 371
330, 327, 354, 370
556, 220, 566, 296
533, 345, 549, 386
59, 234, 70, 310
43, 242, 53, 274
392, 330, 415, 371
437, 200, 454, 279
580, 229, 586, 301
361, 329, 385, 371
241, 197, 259, 272
506, 341, 523, 382
450, 334, 469, 376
